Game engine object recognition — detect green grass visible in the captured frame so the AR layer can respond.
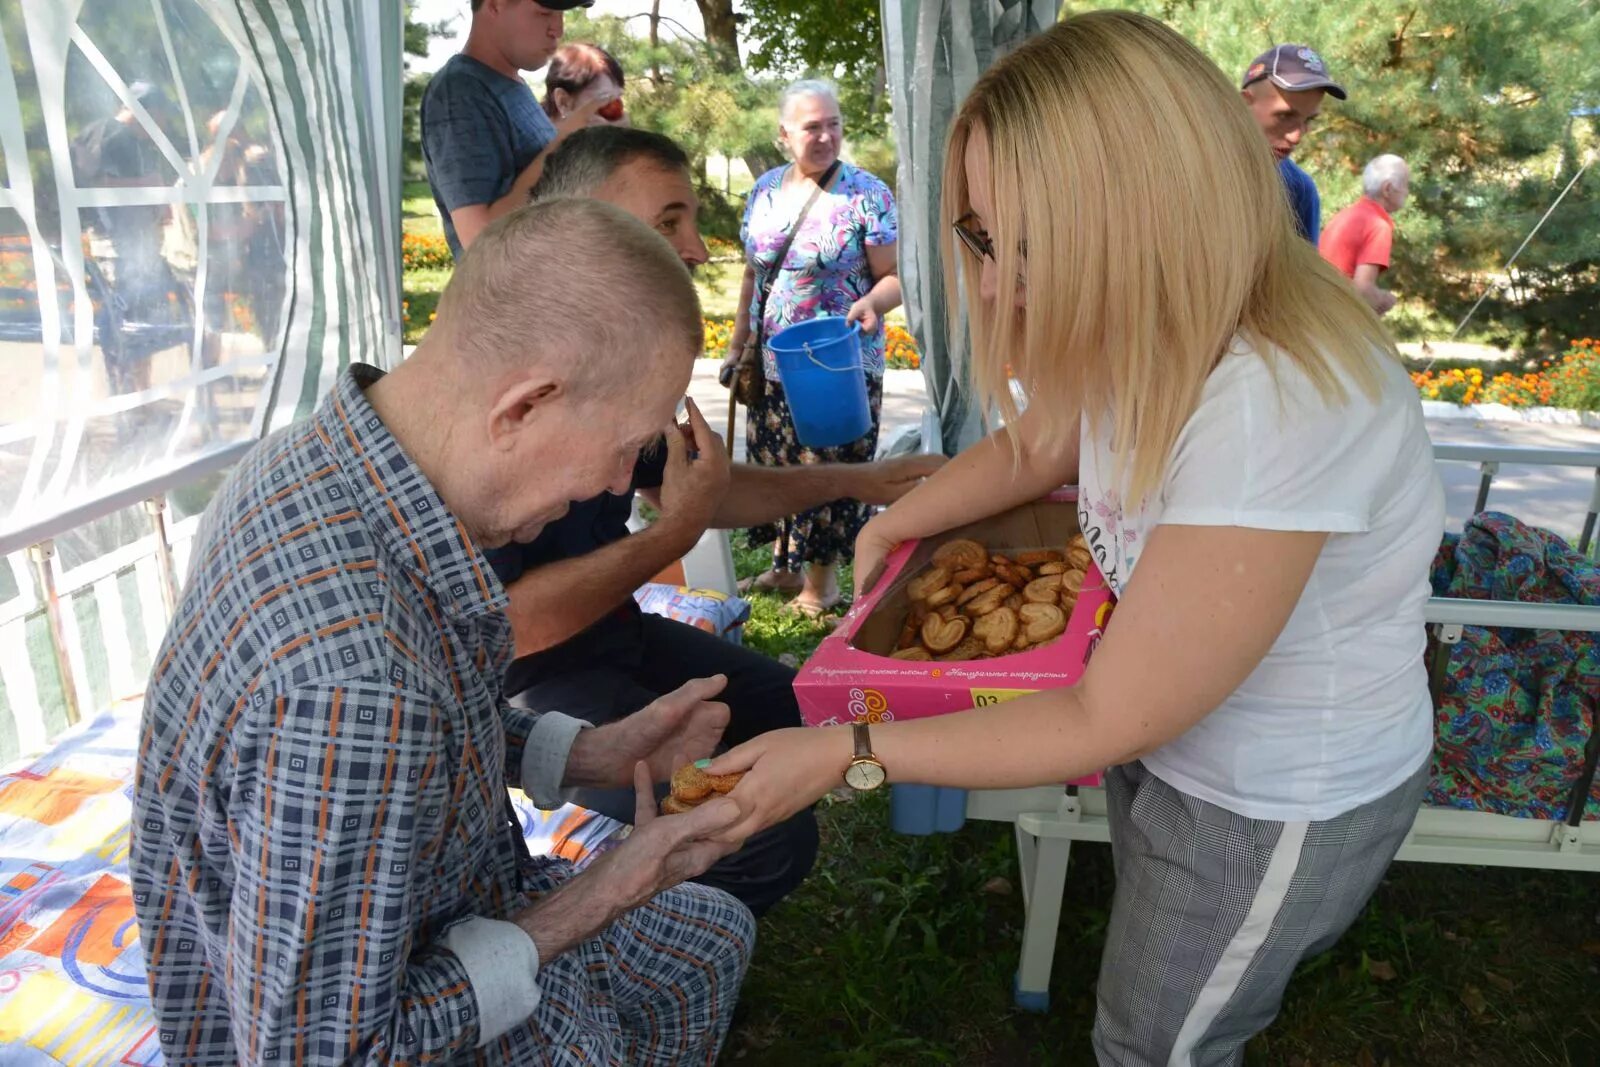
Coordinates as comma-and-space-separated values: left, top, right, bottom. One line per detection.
402, 179, 443, 237
697, 259, 749, 322
728, 542, 1600, 1065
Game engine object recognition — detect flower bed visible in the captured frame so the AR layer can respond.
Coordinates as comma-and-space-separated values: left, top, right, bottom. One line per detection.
698, 318, 924, 370
402, 231, 453, 273
1411, 339, 1600, 412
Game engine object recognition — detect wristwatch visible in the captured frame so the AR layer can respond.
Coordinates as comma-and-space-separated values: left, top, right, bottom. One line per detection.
844, 721, 887, 791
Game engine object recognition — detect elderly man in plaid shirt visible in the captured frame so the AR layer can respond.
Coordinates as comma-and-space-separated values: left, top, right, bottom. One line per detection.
131, 199, 755, 1065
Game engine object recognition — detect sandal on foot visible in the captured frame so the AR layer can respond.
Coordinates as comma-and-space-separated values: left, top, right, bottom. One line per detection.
785, 593, 843, 619
739, 570, 803, 595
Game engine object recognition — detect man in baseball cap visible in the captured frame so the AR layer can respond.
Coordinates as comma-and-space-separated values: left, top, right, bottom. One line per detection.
422, 0, 610, 257
1241, 44, 1346, 244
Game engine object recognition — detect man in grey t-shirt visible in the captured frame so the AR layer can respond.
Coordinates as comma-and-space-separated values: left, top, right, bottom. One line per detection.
422, 0, 599, 257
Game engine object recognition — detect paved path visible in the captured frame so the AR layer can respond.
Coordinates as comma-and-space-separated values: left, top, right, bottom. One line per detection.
689, 363, 1600, 545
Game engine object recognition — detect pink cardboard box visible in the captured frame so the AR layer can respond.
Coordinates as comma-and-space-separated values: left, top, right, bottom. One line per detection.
794, 493, 1114, 785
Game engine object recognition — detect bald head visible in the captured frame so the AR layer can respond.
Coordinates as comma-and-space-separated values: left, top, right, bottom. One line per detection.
384, 197, 703, 550
434, 196, 703, 395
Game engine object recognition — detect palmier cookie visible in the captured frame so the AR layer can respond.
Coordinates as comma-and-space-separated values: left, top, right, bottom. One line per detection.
973, 606, 1020, 655
1067, 541, 1092, 572
1005, 594, 1025, 613
939, 635, 986, 661
892, 646, 934, 662
670, 762, 716, 802
660, 794, 697, 815
921, 614, 970, 654
1020, 602, 1068, 644
996, 563, 1032, 589
925, 583, 961, 609
1024, 575, 1063, 604
1060, 568, 1087, 595
895, 621, 920, 651
932, 538, 988, 570
1038, 561, 1068, 576
962, 583, 1014, 618
952, 566, 991, 586
907, 566, 952, 602
955, 578, 1000, 608
1016, 549, 1064, 567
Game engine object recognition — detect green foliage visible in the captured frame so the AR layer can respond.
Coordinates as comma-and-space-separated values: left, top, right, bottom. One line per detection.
401, 3, 454, 181
1082, 0, 1600, 352
740, 0, 891, 135
560, 13, 783, 239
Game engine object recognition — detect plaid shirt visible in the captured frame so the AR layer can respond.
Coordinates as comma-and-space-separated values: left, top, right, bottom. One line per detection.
131, 366, 594, 1064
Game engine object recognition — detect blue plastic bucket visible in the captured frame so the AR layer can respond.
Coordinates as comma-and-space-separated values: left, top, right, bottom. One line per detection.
767, 316, 872, 448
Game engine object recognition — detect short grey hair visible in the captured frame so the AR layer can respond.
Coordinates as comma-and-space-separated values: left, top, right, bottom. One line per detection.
531, 126, 692, 202
1362, 154, 1409, 198
778, 79, 841, 125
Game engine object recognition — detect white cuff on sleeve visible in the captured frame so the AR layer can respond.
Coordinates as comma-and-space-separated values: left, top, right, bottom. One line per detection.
440, 917, 541, 1047
521, 711, 593, 810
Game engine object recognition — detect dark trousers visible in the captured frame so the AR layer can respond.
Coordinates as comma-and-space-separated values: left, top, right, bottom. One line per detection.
507, 612, 818, 917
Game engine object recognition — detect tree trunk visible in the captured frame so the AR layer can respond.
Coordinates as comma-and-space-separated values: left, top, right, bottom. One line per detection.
692, 0, 740, 70
692, 0, 778, 183
649, 0, 662, 83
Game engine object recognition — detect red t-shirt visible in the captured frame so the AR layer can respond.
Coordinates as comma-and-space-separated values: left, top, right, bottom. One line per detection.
1318, 197, 1394, 279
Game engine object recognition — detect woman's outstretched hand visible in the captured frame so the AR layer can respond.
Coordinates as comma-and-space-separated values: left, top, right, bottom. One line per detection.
705, 726, 852, 843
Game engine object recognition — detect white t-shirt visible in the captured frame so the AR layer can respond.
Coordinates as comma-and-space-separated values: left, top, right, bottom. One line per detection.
1077, 337, 1445, 822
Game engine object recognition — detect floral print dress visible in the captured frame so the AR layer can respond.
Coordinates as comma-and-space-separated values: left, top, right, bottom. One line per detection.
739, 162, 899, 571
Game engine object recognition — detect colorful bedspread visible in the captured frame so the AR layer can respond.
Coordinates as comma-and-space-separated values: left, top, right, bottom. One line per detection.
1429, 512, 1600, 820
0, 701, 625, 1065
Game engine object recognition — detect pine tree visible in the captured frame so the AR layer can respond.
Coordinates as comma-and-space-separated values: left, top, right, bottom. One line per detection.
1076, 0, 1600, 350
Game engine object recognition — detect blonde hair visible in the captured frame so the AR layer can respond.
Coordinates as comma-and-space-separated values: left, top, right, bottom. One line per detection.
436, 198, 702, 395
943, 10, 1393, 504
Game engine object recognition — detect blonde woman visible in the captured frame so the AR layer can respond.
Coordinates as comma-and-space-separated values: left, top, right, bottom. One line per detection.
708, 12, 1444, 1060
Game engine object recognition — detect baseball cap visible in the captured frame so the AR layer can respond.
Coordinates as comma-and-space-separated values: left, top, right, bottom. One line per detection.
1241, 44, 1347, 101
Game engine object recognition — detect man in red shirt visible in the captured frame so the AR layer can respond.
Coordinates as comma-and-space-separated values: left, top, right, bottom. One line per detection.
1320, 154, 1410, 315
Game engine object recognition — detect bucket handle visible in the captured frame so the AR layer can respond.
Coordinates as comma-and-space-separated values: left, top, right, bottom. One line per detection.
802, 322, 865, 373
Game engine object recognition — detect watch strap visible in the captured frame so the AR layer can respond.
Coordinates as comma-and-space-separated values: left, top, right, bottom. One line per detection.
852, 721, 873, 759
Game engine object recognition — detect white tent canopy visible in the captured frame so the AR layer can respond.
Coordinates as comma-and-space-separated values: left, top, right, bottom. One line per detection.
0, 0, 405, 756
0, 0, 1041, 757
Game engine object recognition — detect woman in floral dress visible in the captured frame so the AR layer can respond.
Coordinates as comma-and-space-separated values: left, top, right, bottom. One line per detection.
727, 79, 902, 615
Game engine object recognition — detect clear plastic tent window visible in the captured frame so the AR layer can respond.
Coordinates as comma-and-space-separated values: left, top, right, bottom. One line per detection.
0, 0, 290, 538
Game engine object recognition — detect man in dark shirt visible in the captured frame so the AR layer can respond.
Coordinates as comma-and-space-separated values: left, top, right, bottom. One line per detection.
485, 127, 946, 916
421, 0, 612, 257
1240, 44, 1347, 244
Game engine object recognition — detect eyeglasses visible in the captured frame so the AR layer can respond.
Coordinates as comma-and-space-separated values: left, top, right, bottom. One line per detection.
952, 213, 994, 260
953, 213, 1028, 264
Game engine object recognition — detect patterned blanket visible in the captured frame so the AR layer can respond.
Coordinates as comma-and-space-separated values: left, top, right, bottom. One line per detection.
1429, 512, 1600, 820
0, 702, 624, 1065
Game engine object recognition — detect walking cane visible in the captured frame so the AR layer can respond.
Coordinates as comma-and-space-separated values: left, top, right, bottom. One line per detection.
725, 390, 738, 460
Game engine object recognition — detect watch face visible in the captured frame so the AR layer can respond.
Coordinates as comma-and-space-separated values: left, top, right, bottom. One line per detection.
846, 759, 886, 791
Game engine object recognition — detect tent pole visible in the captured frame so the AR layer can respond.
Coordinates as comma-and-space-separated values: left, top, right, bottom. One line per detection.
27, 542, 81, 728
146, 495, 181, 619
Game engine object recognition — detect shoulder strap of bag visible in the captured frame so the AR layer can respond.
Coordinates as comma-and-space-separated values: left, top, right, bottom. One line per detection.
751, 160, 842, 345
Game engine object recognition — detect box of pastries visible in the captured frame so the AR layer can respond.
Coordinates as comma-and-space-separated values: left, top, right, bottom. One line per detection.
793, 491, 1114, 754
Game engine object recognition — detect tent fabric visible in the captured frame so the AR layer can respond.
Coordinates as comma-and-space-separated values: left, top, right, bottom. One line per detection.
0, 0, 399, 554
0, 0, 399, 755
880, 0, 1059, 453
